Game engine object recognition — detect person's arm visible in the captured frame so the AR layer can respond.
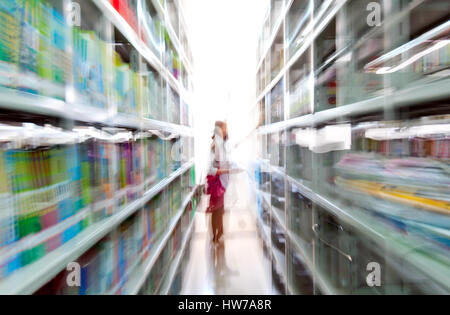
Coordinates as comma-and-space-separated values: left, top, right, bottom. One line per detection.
216, 168, 230, 175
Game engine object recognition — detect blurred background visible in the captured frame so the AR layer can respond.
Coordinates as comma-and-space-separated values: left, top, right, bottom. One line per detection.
0, 0, 448, 295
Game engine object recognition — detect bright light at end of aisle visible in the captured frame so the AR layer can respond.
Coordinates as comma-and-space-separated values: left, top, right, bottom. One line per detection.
181, 0, 270, 177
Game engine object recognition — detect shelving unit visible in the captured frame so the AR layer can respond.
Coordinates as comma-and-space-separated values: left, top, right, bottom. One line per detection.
0, 0, 197, 295
118, 185, 198, 295
254, 0, 450, 295
157, 213, 195, 295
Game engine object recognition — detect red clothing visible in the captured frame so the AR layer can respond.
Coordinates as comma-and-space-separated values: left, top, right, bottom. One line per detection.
206, 174, 225, 213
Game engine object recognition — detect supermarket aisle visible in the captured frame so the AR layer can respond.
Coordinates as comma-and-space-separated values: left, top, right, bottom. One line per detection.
181, 172, 272, 295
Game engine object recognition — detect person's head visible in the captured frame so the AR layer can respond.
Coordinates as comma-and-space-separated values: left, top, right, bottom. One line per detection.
214, 121, 228, 141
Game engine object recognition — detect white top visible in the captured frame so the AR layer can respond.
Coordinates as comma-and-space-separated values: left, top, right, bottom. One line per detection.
208, 127, 230, 189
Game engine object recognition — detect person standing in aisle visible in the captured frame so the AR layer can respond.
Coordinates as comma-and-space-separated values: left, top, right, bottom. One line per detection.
206, 121, 234, 278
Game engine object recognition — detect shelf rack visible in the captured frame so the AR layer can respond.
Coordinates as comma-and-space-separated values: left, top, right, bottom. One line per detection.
0, 0, 195, 137
150, 0, 194, 75
120, 185, 198, 295
0, 0, 197, 295
0, 87, 193, 137
252, 179, 291, 295
257, 159, 450, 294
254, 0, 450, 295
254, 183, 338, 295
256, 0, 294, 76
255, 0, 347, 105
157, 213, 196, 295
0, 161, 194, 295
258, 76, 450, 135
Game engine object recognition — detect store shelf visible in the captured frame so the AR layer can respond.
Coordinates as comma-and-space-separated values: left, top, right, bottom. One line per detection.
142, 161, 195, 203
287, 232, 339, 295
258, 76, 450, 134
252, 185, 271, 245
254, 180, 292, 294
254, 161, 338, 295
255, 0, 347, 104
158, 215, 196, 295
256, 0, 450, 295
91, 0, 188, 98
151, 0, 193, 75
256, 0, 294, 75
142, 118, 193, 137
256, 215, 271, 246
0, 86, 193, 137
271, 245, 292, 294
122, 186, 198, 295
260, 190, 272, 208
0, 86, 107, 126
259, 160, 450, 292
271, 206, 286, 231
0, 161, 194, 295
254, 160, 339, 295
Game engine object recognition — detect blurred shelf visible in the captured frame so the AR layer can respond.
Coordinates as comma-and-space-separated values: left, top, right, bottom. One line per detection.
271, 206, 286, 231
158, 214, 196, 295
91, 0, 189, 99
0, 160, 194, 295
288, 232, 339, 295
252, 186, 271, 245
256, 0, 294, 75
142, 118, 193, 137
255, 0, 346, 104
260, 190, 272, 208
258, 76, 450, 134
365, 20, 450, 69
254, 160, 340, 295
256, 215, 271, 247
106, 249, 147, 295
142, 161, 195, 203
0, 86, 84, 122
254, 161, 339, 295
151, 0, 193, 75
271, 246, 291, 294
259, 160, 450, 293
123, 186, 198, 295
0, 86, 193, 137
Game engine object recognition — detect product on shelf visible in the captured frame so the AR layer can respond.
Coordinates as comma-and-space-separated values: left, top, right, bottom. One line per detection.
0, 125, 89, 279
270, 79, 284, 123
167, 87, 180, 125
139, 0, 164, 54
0, 0, 22, 88
113, 48, 143, 116
0, 0, 70, 99
289, 48, 313, 118
115, 134, 142, 207
142, 66, 164, 121
334, 152, 450, 247
0, 123, 189, 282
72, 29, 110, 108
111, 0, 138, 33
35, 211, 143, 295
141, 133, 162, 190
34, 179, 195, 295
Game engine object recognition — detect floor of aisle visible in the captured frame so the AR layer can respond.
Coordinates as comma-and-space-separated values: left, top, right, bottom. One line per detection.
181, 173, 273, 295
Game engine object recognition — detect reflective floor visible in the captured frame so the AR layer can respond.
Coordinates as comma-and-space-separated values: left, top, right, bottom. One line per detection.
181, 173, 273, 295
